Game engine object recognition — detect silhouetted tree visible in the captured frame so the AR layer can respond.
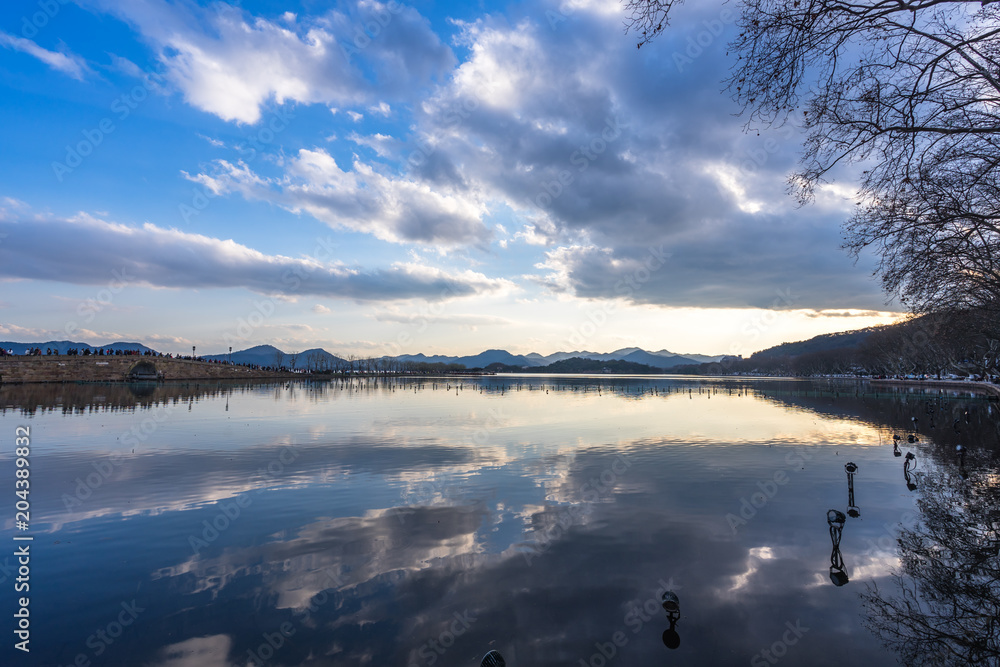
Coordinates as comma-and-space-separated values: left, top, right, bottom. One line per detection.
625, 0, 1000, 314
861, 466, 1000, 666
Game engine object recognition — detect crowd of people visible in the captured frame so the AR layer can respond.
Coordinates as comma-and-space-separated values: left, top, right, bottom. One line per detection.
57, 348, 160, 357
0, 346, 274, 371
1, 347, 168, 357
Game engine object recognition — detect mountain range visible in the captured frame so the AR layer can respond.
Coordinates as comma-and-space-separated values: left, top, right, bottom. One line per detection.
201, 345, 346, 368
0, 340, 724, 370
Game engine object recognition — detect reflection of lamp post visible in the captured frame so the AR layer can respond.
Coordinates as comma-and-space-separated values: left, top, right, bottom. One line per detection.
827, 509, 849, 586
845, 462, 860, 518
661, 591, 681, 650
904, 452, 918, 491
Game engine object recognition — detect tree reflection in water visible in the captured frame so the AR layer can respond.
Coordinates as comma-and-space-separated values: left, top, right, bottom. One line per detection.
861, 462, 1000, 666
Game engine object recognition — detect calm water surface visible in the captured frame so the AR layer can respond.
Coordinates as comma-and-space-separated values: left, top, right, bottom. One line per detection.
1, 376, 998, 666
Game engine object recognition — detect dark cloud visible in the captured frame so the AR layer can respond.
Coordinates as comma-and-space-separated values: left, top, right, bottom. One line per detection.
121, 0, 890, 311
0, 213, 508, 301
399, 2, 888, 310
536, 214, 890, 310
350, 0, 457, 93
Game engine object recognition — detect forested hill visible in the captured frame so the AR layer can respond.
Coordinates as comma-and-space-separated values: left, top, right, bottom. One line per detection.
486, 357, 662, 374
750, 327, 883, 360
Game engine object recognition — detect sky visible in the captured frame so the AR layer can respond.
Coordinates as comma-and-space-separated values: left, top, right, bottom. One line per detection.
0, 0, 904, 358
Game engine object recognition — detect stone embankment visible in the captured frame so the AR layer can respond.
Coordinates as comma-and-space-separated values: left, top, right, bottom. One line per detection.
0, 356, 296, 383
868, 377, 1000, 399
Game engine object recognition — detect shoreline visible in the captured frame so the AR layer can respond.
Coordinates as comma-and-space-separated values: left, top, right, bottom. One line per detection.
1, 356, 997, 398
0, 356, 496, 384
864, 377, 1000, 399
0, 356, 297, 384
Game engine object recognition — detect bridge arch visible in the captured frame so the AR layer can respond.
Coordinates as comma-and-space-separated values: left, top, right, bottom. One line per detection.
126, 360, 159, 381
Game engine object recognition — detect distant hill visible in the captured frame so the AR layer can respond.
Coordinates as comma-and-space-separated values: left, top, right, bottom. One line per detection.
503, 348, 710, 368
0, 340, 156, 354
203, 345, 345, 369
517, 348, 700, 369
297, 348, 347, 370
749, 327, 881, 360
396, 349, 539, 367
487, 357, 663, 374
454, 349, 537, 368
0, 340, 720, 372
667, 323, 898, 376
668, 351, 725, 364
617, 349, 698, 368
543, 357, 662, 373
531, 350, 602, 365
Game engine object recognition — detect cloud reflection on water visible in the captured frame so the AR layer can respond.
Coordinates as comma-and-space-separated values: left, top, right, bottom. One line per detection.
4, 377, 996, 666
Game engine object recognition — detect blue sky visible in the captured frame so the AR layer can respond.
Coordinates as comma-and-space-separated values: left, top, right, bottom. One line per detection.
0, 0, 902, 357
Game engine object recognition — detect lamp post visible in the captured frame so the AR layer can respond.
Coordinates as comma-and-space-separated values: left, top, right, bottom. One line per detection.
229, 346, 232, 365
192, 345, 196, 360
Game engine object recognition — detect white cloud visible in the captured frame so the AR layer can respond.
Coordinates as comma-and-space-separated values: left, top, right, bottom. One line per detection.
196, 133, 225, 148
312, 304, 332, 314
348, 132, 399, 158
0, 32, 89, 80
186, 149, 493, 246
87, 0, 454, 124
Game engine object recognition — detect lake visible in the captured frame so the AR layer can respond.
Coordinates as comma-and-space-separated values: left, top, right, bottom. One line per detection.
1, 376, 998, 666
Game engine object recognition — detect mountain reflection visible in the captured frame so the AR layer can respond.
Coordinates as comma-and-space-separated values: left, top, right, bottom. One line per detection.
861, 460, 1000, 666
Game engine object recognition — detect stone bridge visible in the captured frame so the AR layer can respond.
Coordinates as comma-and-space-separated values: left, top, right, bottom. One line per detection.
0, 356, 295, 383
